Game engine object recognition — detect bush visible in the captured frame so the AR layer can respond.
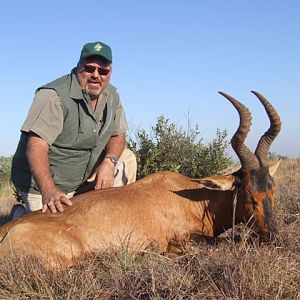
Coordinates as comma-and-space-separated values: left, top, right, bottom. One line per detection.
0, 156, 12, 189
127, 115, 232, 180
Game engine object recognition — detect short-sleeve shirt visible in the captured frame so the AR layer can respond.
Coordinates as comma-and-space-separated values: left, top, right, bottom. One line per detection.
21, 87, 128, 145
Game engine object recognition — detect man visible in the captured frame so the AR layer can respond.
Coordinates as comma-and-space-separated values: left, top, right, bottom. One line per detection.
11, 41, 136, 216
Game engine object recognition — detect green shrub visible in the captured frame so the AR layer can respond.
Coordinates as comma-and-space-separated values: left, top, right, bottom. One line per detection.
127, 115, 232, 180
0, 156, 12, 189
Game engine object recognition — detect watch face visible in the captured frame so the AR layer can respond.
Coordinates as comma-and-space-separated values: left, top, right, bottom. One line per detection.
111, 156, 118, 165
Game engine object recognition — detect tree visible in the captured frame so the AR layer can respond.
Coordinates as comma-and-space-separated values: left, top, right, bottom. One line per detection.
127, 115, 232, 180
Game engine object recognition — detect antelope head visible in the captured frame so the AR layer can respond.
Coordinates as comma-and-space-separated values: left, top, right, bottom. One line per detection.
220, 91, 282, 242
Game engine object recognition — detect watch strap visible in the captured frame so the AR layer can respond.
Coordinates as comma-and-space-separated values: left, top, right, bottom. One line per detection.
104, 155, 118, 166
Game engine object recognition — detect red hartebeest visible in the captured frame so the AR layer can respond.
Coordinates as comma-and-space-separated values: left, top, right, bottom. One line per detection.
0, 91, 281, 269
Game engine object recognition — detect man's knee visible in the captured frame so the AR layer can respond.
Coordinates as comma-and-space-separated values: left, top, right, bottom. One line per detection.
113, 149, 137, 187
20, 192, 43, 213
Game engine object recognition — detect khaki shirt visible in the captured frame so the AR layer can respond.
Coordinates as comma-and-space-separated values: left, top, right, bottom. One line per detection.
21, 88, 128, 145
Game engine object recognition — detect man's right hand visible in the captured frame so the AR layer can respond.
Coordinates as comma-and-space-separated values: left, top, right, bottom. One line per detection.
42, 189, 73, 213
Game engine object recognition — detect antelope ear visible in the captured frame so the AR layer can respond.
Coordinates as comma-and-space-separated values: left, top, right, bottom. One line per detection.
196, 175, 236, 191
269, 160, 281, 177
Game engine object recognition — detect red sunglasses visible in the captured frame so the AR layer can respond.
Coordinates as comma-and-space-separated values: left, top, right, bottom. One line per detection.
82, 65, 111, 76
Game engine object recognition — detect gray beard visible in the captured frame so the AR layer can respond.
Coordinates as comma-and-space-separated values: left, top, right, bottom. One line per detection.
87, 88, 101, 97
85, 84, 102, 98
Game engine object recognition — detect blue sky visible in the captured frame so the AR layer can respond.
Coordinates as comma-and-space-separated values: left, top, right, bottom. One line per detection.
1, 1, 299, 158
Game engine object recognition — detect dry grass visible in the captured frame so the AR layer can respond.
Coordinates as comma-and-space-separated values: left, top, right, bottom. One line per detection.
0, 159, 299, 299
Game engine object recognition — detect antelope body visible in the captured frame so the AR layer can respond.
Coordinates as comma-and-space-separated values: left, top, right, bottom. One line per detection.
0, 91, 282, 269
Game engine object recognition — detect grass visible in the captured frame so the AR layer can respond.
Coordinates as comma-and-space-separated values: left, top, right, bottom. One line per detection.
0, 159, 299, 299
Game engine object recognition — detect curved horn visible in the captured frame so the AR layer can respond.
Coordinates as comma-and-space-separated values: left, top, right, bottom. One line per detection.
251, 91, 282, 166
219, 92, 259, 170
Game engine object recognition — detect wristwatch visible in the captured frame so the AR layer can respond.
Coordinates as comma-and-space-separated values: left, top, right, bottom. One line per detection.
104, 155, 118, 166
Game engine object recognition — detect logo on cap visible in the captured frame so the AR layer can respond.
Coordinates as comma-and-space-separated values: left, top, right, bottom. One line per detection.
94, 43, 103, 52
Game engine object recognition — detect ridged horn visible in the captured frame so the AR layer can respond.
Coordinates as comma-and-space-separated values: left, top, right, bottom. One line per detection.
219, 92, 259, 170
251, 91, 282, 166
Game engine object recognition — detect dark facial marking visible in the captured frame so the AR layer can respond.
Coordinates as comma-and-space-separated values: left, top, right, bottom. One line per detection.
263, 198, 277, 234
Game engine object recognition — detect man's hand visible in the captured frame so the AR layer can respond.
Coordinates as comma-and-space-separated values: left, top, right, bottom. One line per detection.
42, 188, 73, 213
87, 134, 125, 189
87, 159, 115, 189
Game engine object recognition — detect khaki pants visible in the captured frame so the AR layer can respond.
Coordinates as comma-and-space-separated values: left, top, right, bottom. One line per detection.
13, 149, 137, 219
112, 148, 137, 187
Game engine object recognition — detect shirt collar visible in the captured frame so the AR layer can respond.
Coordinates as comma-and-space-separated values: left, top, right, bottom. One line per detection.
69, 70, 84, 100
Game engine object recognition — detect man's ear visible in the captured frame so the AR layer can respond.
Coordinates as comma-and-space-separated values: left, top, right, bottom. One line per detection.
269, 160, 281, 177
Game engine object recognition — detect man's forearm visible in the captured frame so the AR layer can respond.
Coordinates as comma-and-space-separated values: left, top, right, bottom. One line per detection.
26, 134, 57, 195
105, 134, 126, 159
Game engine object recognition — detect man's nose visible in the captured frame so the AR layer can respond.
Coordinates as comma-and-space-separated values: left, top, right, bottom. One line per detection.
91, 70, 100, 77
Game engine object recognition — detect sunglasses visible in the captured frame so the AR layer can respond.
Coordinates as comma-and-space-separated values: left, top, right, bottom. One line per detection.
82, 65, 111, 76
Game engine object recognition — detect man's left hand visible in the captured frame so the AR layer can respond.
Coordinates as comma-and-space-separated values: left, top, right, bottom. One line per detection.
87, 159, 115, 189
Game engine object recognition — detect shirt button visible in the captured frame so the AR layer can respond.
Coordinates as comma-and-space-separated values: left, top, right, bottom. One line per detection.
93, 128, 97, 133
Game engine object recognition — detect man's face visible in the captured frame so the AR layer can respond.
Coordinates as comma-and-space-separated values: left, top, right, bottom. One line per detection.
76, 56, 112, 99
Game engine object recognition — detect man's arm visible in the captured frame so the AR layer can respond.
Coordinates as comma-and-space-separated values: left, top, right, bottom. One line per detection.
87, 134, 125, 189
105, 134, 126, 158
27, 133, 72, 213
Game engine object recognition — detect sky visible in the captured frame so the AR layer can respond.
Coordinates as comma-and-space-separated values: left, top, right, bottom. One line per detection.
1, 0, 299, 159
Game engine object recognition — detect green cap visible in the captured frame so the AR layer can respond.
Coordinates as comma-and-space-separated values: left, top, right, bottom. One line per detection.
79, 41, 112, 63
